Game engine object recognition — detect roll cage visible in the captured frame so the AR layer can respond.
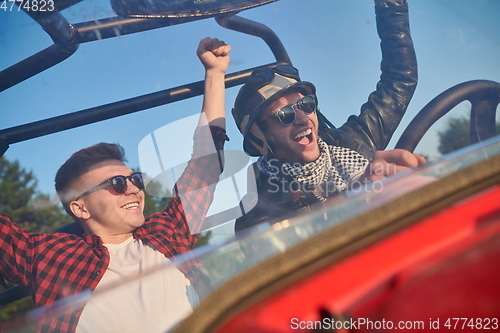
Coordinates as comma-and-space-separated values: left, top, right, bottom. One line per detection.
0, 0, 290, 158
0, 0, 288, 307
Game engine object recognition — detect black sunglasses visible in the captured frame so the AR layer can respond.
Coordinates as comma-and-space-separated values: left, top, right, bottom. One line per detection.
260, 95, 318, 126
75, 172, 145, 201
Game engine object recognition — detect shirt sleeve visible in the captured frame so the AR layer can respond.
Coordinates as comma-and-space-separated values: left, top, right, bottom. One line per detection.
0, 215, 34, 288
143, 126, 228, 252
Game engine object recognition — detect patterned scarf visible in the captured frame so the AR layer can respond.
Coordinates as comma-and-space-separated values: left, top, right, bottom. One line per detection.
257, 138, 369, 200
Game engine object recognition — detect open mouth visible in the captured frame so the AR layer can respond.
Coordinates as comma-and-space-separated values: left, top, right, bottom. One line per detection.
293, 128, 314, 145
121, 202, 140, 209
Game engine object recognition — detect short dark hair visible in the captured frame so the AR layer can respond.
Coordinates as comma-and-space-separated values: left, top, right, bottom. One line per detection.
55, 143, 127, 215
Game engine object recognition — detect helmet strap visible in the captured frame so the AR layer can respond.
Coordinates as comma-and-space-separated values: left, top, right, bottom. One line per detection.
247, 123, 272, 157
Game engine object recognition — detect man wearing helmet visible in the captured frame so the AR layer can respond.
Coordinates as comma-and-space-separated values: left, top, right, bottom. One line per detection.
232, 0, 425, 233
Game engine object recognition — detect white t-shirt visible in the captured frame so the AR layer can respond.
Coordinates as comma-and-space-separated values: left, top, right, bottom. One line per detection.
76, 237, 198, 333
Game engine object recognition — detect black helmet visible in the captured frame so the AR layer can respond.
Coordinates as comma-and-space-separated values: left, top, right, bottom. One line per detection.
232, 65, 316, 156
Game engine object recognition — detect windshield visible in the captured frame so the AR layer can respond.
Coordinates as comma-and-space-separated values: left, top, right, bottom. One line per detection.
2, 136, 500, 332
1, 0, 499, 331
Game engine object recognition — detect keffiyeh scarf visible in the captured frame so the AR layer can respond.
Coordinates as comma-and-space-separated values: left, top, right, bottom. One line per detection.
258, 138, 369, 200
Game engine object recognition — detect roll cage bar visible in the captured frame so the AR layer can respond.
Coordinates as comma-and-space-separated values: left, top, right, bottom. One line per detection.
0, 2, 289, 306
0, 4, 291, 158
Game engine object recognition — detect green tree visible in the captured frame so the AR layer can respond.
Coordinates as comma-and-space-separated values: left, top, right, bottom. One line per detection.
141, 176, 212, 247
437, 116, 500, 155
143, 186, 172, 217
194, 230, 212, 248
0, 157, 73, 234
0, 157, 74, 325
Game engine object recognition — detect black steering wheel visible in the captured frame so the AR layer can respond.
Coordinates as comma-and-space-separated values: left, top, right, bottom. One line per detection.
395, 80, 500, 152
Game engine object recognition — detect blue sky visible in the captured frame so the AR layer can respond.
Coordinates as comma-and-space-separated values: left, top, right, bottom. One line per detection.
1, 0, 499, 231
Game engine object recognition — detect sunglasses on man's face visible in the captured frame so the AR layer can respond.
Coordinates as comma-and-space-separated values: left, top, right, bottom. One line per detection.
261, 95, 318, 126
75, 172, 145, 201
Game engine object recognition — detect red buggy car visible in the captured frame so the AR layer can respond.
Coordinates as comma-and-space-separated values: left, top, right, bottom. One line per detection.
1, 0, 499, 332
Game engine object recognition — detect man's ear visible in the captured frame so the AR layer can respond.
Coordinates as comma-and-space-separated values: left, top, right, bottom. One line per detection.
69, 201, 90, 220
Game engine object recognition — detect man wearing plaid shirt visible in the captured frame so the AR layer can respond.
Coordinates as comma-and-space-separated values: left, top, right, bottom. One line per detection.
0, 37, 230, 333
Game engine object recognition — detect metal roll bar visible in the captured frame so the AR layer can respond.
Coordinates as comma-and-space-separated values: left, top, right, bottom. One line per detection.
0, 10, 291, 157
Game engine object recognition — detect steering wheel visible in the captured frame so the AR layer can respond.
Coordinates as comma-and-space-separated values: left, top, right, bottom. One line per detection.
395, 80, 500, 152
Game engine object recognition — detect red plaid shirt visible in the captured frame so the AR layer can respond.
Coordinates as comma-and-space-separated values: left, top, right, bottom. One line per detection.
0, 126, 228, 333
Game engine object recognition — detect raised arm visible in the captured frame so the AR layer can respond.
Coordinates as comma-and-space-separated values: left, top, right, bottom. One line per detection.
335, 0, 417, 156
145, 38, 231, 250
196, 37, 231, 128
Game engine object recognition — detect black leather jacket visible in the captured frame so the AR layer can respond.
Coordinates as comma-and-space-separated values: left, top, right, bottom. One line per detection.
235, 1, 417, 234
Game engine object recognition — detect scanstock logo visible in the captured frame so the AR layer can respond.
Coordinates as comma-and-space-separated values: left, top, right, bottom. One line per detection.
138, 114, 257, 235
